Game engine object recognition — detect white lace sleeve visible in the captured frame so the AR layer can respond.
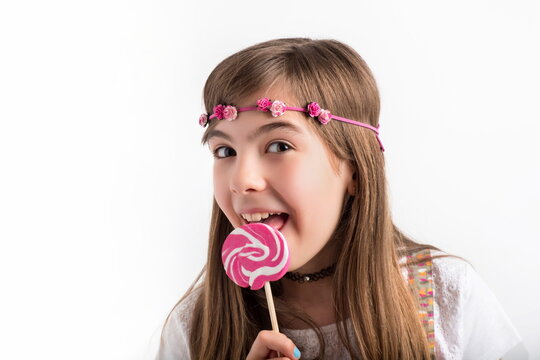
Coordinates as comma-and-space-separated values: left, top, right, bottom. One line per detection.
156, 290, 200, 360
432, 252, 522, 360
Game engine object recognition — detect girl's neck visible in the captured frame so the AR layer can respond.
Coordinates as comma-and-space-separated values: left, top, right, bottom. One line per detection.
279, 276, 335, 329
281, 275, 333, 304
274, 249, 340, 329
277, 237, 338, 326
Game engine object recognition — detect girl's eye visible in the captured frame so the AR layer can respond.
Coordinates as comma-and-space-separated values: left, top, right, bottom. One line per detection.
212, 141, 292, 159
213, 146, 236, 159
267, 141, 292, 153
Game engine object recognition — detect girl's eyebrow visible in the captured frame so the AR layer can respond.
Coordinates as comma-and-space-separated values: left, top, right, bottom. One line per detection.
202, 121, 303, 144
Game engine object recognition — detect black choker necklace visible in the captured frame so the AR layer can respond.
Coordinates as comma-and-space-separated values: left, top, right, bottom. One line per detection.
284, 263, 336, 283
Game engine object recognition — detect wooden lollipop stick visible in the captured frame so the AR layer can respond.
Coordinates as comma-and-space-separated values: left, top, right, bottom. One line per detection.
264, 281, 281, 356
264, 282, 279, 331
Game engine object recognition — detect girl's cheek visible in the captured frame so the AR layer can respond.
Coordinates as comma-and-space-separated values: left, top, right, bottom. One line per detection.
281, 163, 310, 195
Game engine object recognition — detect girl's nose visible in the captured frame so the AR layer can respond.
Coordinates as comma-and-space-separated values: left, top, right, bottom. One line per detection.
229, 154, 266, 194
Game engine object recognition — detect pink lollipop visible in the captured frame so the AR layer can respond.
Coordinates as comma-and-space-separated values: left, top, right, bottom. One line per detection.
222, 222, 290, 344
222, 223, 290, 290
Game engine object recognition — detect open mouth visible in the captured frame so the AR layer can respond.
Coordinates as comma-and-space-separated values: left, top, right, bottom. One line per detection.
242, 213, 289, 231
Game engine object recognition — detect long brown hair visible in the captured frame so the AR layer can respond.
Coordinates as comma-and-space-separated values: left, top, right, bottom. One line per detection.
166, 38, 443, 359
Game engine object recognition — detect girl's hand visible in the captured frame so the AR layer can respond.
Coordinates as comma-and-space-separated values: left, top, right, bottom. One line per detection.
246, 330, 301, 360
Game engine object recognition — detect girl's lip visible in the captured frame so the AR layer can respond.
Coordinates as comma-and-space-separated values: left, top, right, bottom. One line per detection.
237, 209, 286, 216
237, 209, 287, 220
238, 213, 289, 232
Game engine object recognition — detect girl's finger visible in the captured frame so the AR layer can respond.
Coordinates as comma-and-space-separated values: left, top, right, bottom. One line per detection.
246, 330, 300, 360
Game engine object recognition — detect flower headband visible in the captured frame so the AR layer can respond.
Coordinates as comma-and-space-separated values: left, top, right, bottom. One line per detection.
199, 98, 385, 151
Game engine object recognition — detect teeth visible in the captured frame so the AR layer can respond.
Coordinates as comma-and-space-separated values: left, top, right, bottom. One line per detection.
241, 212, 282, 223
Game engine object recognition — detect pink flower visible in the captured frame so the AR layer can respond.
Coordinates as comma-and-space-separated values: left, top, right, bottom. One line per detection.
307, 102, 321, 117
257, 97, 272, 112
270, 100, 286, 117
222, 105, 238, 121
318, 109, 332, 124
213, 104, 225, 120
199, 113, 208, 127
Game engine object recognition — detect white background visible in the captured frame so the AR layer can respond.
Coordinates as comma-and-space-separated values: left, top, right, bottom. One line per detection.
1, 0, 539, 359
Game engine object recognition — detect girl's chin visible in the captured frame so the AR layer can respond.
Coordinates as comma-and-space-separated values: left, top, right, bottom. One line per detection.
287, 256, 311, 273
287, 264, 308, 273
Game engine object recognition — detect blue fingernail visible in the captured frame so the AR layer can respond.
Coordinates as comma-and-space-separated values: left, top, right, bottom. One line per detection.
294, 346, 301, 358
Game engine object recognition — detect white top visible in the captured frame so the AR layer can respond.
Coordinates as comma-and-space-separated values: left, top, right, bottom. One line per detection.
156, 252, 522, 360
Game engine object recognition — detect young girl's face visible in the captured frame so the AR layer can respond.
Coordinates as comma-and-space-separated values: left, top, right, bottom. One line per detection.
207, 88, 354, 272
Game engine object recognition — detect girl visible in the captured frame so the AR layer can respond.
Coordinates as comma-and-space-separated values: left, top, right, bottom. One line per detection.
157, 38, 521, 359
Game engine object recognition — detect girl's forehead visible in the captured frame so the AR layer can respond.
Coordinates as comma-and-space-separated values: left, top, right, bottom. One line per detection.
209, 110, 310, 143
205, 83, 321, 144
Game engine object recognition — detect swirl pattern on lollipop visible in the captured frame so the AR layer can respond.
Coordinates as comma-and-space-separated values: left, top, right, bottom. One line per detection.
222, 223, 290, 290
